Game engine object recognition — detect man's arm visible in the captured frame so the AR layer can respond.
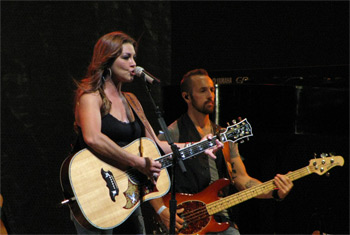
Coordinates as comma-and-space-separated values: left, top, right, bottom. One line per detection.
157, 121, 180, 142
226, 143, 293, 200
149, 198, 184, 231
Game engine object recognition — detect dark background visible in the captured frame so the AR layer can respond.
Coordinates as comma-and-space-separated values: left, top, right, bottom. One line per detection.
1, 1, 349, 234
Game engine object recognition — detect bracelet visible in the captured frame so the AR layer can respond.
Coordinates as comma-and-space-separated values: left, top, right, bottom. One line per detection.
157, 205, 167, 215
272, 189, 283, 201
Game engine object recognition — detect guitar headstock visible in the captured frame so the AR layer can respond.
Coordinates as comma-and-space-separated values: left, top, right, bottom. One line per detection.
222, 118, 253, 144
309, 154, 344, 175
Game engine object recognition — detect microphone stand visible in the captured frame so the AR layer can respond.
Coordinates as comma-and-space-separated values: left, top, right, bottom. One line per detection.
142, 80, 186, 235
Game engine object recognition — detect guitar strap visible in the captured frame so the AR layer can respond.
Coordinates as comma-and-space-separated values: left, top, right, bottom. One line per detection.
123, 92, 157, 142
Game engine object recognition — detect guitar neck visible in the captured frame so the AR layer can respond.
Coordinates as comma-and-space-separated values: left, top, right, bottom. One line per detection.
156, 136, 221, 170
156, 118, 253, 170
207, 166, 312, 215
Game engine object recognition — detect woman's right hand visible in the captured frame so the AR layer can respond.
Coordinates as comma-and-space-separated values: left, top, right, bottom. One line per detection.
135, 157, 162, 184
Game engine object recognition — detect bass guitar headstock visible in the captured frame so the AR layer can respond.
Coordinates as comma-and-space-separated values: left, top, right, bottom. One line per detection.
309, 153, 344, 175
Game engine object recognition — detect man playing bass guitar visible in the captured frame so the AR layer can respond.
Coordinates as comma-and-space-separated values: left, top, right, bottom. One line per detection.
150, 68, 293, 234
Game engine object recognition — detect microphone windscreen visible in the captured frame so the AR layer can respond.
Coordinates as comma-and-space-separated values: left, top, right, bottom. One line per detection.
134, 66, 144, 77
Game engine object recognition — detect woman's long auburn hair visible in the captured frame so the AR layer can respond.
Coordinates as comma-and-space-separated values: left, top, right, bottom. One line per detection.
73, 31, 137, 118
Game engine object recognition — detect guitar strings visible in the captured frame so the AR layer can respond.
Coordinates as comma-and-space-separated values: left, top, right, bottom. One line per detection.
177, 167, 313, 227
93, 127, 252, 203
168, 159, 334, 228
98, 156, 333, 183
180, 205, 210, 227
101, 146, 323, 194
207, 167, 311, 213
208, 161, 336, 213
94, 122, 251, 182
103, 127, 244, 182
171, 160, 335, 229
111, 140, 218, 181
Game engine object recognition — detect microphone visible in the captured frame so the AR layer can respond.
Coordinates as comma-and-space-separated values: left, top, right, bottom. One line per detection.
134, 66, 161, 85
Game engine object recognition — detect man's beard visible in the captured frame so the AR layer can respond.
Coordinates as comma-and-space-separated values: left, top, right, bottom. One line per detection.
192, 99, 214, 115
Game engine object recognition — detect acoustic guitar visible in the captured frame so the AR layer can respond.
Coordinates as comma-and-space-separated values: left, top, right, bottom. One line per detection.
60, 119, 253, 230
157, 155, 344, 234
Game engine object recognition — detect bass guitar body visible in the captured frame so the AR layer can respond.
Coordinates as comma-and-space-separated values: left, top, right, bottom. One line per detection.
60, 137, 170, 230
162, 179, 232, 235
159, 155, 344, 235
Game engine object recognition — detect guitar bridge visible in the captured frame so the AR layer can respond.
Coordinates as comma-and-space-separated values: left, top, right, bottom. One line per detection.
101, 168, 119, 202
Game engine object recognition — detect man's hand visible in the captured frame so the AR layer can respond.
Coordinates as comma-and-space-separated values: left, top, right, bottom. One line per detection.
159, 207, 184, 232
274, 173, 293, 199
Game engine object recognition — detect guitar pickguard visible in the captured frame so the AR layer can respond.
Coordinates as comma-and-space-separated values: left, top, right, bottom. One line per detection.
123, 175, 159, 209
178, 200, 210, 234
123, 180, 140, 209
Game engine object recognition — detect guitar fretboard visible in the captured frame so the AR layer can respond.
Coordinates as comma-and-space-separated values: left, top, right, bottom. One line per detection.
207, 166, 311, 215
156, 137, 219, 169
155, 118, 253, 170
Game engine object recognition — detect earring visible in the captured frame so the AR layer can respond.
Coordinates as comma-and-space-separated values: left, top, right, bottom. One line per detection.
102, 68, 112, 82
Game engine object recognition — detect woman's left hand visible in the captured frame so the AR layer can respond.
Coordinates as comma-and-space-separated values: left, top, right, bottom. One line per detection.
202, 134, 224, 159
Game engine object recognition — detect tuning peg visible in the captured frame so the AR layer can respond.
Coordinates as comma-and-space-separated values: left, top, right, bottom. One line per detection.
313, 153, 317, 158
227, 122, 230, 126
232, 119, 237, 124
240, 140, 245, 144
321, 153, 328, 158
326, 172, 330, 177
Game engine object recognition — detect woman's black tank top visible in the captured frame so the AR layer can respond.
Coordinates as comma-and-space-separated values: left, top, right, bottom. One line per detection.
75, 113, 143, 151
101, 113, 143, 147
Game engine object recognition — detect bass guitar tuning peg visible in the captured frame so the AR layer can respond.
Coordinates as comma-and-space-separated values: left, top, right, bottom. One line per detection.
321, 153, 328, 158
232, 119, 237, 124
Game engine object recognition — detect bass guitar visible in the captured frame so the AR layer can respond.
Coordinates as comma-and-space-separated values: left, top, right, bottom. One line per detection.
158, 155, 344, 234
60, 118, 253, 230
